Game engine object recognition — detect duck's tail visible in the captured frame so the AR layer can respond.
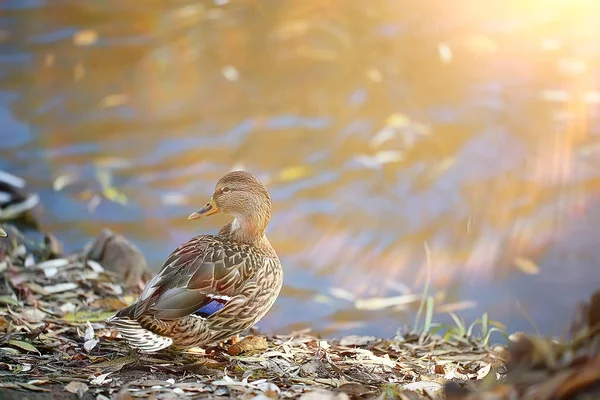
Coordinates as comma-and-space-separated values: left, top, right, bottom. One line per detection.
107, 305, 173, 353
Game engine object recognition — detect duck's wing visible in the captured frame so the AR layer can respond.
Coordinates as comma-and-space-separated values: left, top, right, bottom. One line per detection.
130, 235, 258, 320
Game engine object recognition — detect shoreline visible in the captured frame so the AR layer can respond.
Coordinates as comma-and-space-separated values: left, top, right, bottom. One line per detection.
0, 224, 598, 399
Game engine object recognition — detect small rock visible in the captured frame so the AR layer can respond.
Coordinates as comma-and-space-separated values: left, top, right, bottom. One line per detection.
83, 228, 151, 290
227, 336, 267, 356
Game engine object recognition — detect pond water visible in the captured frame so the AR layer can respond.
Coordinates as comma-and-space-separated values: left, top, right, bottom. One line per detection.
2, 0, 600, 339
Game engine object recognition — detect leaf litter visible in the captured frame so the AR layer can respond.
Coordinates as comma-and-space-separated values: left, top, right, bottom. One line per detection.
0, 225, 599, 399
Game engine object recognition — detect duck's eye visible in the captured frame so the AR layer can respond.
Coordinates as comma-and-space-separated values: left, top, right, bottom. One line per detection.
221, 187, 231, 193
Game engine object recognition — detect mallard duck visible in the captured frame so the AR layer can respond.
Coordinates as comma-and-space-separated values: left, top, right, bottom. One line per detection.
109, 171, 283, 353
0, 170, 40, 221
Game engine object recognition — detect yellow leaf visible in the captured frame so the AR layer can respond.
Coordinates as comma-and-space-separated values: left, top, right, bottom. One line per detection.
514, 257, 540, 275
278, 165, 310, 182
385, 113, 410, 128
102, 187, 128, 205
73, 30, 98, 46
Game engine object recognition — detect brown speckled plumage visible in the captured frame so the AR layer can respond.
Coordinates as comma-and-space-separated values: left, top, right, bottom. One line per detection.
109, 171, 283, 353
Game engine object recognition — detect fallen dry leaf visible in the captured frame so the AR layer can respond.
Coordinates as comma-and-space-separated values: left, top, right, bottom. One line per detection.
228, 336, 267, 356
8, 340, 40, 354
89, 297, 127, 310
65, 381, 89, 397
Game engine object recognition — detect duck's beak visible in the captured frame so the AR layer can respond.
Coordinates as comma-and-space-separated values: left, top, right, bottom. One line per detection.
0, 228, 6, 238
188, 197, 221, 220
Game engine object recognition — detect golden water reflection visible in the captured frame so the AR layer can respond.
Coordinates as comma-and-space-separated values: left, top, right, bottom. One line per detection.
2, 0, 600, 338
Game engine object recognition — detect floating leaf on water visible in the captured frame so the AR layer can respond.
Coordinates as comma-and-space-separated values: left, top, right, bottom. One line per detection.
73, 30, 98, 46
278, 165, 311, 182
366, 67, 382, 82
438, 43, 453, 63
160, 192, 189, 206
370, 126, 396, 148
53, 173, 79, 191
44, 283, 79, 294
65, 381, 89, 397
100, 94, 128, 108
329, 287, 355, 302
355, 151, 404, 169
436, 301, 478, 313
385, 113, 411, 128
8, 340, 40, 354
355, 294, 420, 311
62, 310, 115, 323
514, 257, 540, 275
102, 186, 128, 206
374, 151, 404, 165
313, 294, 334, 305
87, 195, 102, 213
222, 65, 239, 81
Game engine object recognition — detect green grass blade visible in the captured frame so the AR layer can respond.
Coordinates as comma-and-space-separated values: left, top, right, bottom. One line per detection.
422, 296, 434, 333
413, 241, 432, 332
482, 312, 489, 337
448, 312, 466, 336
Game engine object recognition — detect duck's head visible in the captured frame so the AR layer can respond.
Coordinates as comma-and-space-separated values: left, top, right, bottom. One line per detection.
0, 227, 6, 238
188, 171, 271, 233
